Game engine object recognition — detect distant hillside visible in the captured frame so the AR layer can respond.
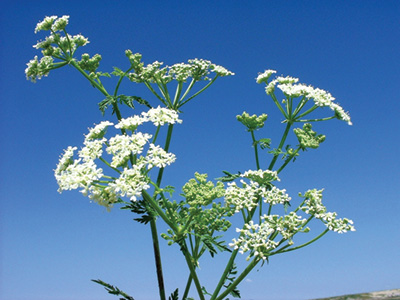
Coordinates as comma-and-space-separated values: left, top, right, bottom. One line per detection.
311, 289, 400, 300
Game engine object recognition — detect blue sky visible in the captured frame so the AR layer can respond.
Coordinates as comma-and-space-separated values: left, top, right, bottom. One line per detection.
1, 1, 399, 300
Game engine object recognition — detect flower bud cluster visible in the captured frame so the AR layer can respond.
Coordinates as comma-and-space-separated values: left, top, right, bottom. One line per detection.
55, 108, 180, 208
236, 112, 268, 132
161, 173, 231, 247
293, 123, 326, 150
25, 56, 54, 82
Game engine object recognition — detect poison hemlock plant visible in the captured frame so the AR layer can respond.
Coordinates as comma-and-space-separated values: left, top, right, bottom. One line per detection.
27, 15, 355, 300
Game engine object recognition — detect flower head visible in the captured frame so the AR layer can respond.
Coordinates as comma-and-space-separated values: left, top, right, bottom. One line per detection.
142, 106, 182, 126
85, 121, 114, 141
35, 15, 58, 33
256, 69, 276, 84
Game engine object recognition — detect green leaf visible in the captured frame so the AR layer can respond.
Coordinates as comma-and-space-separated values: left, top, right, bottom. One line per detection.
98, 94, 151, 115
216, 171, 241, 182
121, 200, 155, 225
222, 264, 241, 299
258, 138, 271, 149
92, 279, 135, 300
168, 288, 179, 300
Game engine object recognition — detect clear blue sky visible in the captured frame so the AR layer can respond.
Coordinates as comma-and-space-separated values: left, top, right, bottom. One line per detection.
1, 1, 399, 300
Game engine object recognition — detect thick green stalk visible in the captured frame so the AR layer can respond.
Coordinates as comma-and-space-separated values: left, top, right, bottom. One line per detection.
155, 124, 174, 186
150, 219, 166, 300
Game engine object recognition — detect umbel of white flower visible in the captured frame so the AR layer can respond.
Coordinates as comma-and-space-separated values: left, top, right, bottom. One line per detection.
257, 69, 352, 125
54, 107, 181, 209
226, 170, 355, 261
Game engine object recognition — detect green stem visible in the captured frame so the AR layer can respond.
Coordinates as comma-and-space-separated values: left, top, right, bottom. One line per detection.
142, 191, 178, 232
215, 257, 260, 300
271, 228, 330, 255
270, 93, 288, 119
296, 116, 336, 123
177, 78, 195, 106
268, 122, 292, 170
144, 81, 168, 106
250, 131, 260, 170
182, 275, 193, 300
178, 76, 218, 108
150, 218, 166, 300
292, 96, 308, 117
210, 249, 239, 300
180, 241, 206, 300
155, 124, 174, 186
173, 81, 184, 107
113, 66, 134, 97
276, 147, 301, 174
295, 104, 319, 120
69, 60, 110, 97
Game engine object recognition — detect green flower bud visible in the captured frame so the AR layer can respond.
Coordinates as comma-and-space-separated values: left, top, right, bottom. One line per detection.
237, 111, 268, 132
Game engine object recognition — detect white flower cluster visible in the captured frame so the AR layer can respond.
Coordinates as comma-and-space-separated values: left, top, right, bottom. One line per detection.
55, 109, 179, 208
25, 56, 54, 82
35, 15, 70, 33
55, 152, 103, 194
230, 211, 309, 261
242, 169, 280, 185
141, 106, 183, 126
108, 166, 150, 201
260, 186, 291, 205
230, 221, 278, 261
225, 180, 261, 213
256, 69, 277, 84
128, 55, 234, 83
145, 144, 176, 168
107, 133, 152, 167
224, 170, 284, 213
260, 71, 351, 125
85, 121, 114, 140
300, 189, 355, 233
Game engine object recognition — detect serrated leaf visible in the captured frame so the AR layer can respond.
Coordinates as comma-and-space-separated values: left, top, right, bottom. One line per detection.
92, 279, 135, 300
216, 171, 241, 182
168, 288, 179, 300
